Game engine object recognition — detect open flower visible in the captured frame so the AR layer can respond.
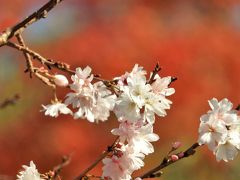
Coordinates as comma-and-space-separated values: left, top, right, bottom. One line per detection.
198, 116, 228, 150
114, 64, 175, 124
17, 161, 42, 180
102, 145, 144, 180
66, 66, 116, 122
41, 102, 72, 118
73, 82, 116, 122
198, 98, 240, 162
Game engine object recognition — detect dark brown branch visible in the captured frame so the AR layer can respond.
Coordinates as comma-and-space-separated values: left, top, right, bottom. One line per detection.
6, 41, 75, 75
6, 41, 117, 90
0, 94, 20, 109
169, 77, 177, 86
140, 143, 200, 179
16, 34, 34, 78
236, 105, 240, 111
74, 137, 119, 180
0, 0, 64, 47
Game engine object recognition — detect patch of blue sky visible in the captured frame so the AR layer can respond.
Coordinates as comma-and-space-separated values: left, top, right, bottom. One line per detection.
22, 2, 90, 44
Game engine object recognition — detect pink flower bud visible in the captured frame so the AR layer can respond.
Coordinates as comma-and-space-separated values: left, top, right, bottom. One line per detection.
178, 152, 184, 158
172, 141, 182, 149
170, 154, 179, 161
54, 74, 69, 87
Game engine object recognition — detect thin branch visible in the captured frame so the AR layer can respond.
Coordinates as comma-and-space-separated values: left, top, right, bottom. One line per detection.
0, 0, 64, 46
6, 41, 75, 75
236, 105, 240, 111
169, 77, 177, 86
16, 34, 34, 78
74, 137, 119, 180
148, 62, 161, 84
52, 155, 71, 179
0, 94, 20, 109
140, 143, 200, 179
6, 41, 117, 90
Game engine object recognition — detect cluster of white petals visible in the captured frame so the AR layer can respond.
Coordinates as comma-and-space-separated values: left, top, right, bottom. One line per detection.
198, 98, 240, 162
42, 66, 116, 123
114, 64, 174, 124
17, 161, 42, 180
39, 64, 176, 179
41, 102, 72, 118
102, 64, 175, 180
103, 145, 145, 180
32, 62, 240, 179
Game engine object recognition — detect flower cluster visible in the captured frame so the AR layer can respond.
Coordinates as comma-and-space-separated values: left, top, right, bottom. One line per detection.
42, 64, 175, 179
198, 98, 240, 162
42, 66, 117, 122
23, 62, 240, 179
102, 64, 175, 179
17, 161, 42, 180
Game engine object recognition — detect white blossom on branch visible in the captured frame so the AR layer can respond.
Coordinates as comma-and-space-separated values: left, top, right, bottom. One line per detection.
198, 98, 240, 162
17, 161, 42, 180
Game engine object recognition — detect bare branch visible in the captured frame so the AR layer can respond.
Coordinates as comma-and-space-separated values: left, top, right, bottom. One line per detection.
52, 155, 71, 179
74, 137, 119, 180
236, 105, 240, 111
0, 0, 64, 47
0, 94, 20, 109
16, 34, 34, 78
6, 41, 75, 75
139, 143, 200, 179
148, 62, 161, 84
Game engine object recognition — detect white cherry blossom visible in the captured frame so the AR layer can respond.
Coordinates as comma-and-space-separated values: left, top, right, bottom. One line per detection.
112, 122, 159, 155
17, 161, 42, 180
41, 102, 72, 118
214, 128, 240, 162
102, 155, 132, 180
114, 65, 175, 124
198, 98, 240, 162
102, 145, 145, 180
65, 67, 116, 122
198, 116, 228, 150
201, 98, 238, 125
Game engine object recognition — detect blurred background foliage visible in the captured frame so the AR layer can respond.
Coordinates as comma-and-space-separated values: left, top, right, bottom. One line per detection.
0, 0, 240, 179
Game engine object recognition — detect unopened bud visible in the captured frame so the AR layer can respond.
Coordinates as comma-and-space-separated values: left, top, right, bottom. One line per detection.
178, 152, 184, 158
172, 141, 182, 149
170, 154, 179, 161
115, 143, 122, 149
54, 74, 69, 87
48, 171, 55, 177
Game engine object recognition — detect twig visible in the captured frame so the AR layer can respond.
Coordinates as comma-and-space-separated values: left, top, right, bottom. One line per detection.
6, 41, 75, 75
15, 34, 34, 78
6, 42, 117, 90
140, 143, 200, 179
0, 94, 20, 109
236, 105, 240, 111
148, 62, 161, 84
0, 0, 64, 46
74, 137, 119, 180
169, 77, 177, 86
52, 155, 71, 179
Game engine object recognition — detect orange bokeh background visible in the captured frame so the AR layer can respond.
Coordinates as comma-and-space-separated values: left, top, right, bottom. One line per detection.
0, 0, 240, 179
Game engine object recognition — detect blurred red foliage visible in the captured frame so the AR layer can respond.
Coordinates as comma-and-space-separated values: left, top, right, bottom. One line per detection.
0, 0, 239, 179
